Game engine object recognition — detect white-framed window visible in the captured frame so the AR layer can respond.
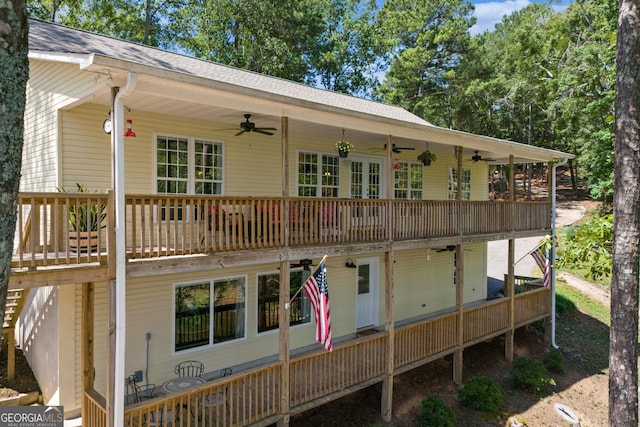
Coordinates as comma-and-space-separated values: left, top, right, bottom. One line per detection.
394, 162, 423, 199
297, 152, 340, 197
257, 270, 311, 333
448, 167, 471, 200
174, 276, 246, 352
156, 134, 223, 195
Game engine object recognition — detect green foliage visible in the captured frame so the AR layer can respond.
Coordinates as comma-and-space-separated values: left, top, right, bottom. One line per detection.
418, 395, 455, 427
557, 214, 612, 281
58, 183, 107, 232
509, 357, 555, 394
544, 348, 565, 374
457, 376, 503, 413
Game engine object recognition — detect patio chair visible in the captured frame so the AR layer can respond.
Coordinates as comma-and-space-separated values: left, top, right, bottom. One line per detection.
174, 360, 205, 378
128, 375, 157, 403
201, 368, 233, 425
127, 376, 174, 426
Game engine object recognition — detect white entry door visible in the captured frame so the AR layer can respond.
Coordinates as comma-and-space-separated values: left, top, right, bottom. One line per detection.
356, 258, 379, 329
349, 156, 384, 199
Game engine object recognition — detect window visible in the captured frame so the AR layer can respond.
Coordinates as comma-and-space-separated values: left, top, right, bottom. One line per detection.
298, 152, 339, 197
448, 167, 471, 200
394, 162, 423, 199
156, 135, 223, 195
174, 276, 246, 352
257, 270, 311, 333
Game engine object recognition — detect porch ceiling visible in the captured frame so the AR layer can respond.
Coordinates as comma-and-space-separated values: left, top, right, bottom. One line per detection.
82, 74, 568, 166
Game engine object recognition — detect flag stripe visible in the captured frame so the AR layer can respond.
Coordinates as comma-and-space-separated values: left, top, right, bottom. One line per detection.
531, 247, 551, 288
302, 260, 332, 351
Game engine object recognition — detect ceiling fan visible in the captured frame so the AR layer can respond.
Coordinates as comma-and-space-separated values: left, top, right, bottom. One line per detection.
373, 144, 416, 154
469, 151, 496, 162
219, 113, 277, 136
435, 245, 457, 252
290, 259, 314, 271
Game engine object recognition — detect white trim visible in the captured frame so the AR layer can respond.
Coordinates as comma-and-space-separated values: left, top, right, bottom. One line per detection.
29, 50, 94, 68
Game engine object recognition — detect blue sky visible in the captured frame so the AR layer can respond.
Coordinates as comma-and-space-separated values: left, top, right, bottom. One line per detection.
471, 0, 572, 35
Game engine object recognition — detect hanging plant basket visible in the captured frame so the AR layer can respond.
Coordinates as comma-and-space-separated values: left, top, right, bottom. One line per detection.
338, 148, 349, 158
417, 150, 436, 166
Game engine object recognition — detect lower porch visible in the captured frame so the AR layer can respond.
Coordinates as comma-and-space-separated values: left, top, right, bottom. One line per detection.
84, 286, 549, 426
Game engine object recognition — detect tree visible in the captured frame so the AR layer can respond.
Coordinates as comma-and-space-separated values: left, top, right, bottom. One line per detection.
609, 0, 640, 423
375, 0, 476, 124
0, 0, 29, 353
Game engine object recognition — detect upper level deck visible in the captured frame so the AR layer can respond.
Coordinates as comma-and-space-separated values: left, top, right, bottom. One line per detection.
10, 192, 550, 286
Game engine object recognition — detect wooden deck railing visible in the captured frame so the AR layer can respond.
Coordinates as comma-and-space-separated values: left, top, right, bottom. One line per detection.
84, 287, 550, 427
83, 390, 107, 427
463, 299, 511, 344
290, 334, 388, 408
394, 312, 458, 369
13, 194, 551, 269
12, 192, 112, 269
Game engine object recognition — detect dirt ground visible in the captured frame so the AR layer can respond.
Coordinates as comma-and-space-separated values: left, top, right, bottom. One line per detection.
0, 347, 40, 399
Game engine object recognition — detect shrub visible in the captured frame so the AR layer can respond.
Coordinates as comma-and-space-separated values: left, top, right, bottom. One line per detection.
457, 376, 503, 413
509, 357, 555, 393
418, 395, 456, 427
544, 348, 565, 374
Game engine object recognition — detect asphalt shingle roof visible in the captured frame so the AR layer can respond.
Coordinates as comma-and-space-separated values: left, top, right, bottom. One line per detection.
29, 19, 429, 126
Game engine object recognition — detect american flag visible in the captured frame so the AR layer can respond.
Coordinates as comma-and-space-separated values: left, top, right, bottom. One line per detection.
530, 245, 551, 288
302, 259, 333, 351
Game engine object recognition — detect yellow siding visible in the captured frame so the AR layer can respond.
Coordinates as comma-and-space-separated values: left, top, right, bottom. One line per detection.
393, 250, 456, 318
23, 61, 103, 192
61, 105, 284, 195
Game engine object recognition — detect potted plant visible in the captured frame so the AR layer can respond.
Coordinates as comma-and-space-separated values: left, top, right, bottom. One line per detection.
417, 150, 437, 166
59, 183, 107, 253
335, 138, 353, 158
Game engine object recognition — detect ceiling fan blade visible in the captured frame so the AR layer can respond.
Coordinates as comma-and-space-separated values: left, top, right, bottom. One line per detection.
234, 129, 247, 136
253, 128, 276, 135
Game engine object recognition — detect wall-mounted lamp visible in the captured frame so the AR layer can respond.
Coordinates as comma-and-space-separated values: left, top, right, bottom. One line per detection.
124, 119, 136, 137
345, 258, 357, 268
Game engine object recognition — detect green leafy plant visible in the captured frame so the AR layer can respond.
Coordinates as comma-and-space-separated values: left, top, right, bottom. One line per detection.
335, 138, 353, 152
557, 213, 612, 281
509, 357, 555, 394
457, 376, 503, 413
418, 395, 455, 427
58, 183, 107, 232
417, 150, 436, 165
544, 348, 565, 374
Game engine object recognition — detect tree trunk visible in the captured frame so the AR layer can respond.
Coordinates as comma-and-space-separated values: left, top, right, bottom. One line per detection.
610, 0, 640, 424
0, 1, 29, 354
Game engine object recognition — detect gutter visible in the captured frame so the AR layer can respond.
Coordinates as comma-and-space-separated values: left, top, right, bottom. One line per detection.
550, 157, 569, 349
113, 72, 137, 426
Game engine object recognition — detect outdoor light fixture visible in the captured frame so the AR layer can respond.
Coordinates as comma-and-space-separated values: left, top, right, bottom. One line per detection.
345, 258, 357, 268
124, 119, 136, 137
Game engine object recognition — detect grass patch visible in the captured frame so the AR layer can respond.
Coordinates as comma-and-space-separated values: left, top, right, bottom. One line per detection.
554, 279, 610, 374
556, 281, 609, 325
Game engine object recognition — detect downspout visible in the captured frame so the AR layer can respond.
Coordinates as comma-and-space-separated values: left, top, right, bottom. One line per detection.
113, 72, 137, 425
551, 157, 569, 349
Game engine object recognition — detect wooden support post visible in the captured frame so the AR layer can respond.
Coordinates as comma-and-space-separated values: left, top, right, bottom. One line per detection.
505, 239, 515, 362
82, 283, 95, 393
7, 330, 14, 382
453, 244, 464, 385
106, 279, 115, 427
277, 261, 291, 427
381, 251, 395, 422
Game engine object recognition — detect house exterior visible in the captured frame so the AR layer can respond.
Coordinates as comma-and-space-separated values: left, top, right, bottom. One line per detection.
10, 18, 571, 426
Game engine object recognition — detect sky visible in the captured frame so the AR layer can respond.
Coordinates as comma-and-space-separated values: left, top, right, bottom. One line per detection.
470, 0, 573, 35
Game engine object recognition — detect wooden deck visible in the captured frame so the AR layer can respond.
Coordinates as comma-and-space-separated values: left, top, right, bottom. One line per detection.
12, 193, 551, 280
112, 288, 549, 427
